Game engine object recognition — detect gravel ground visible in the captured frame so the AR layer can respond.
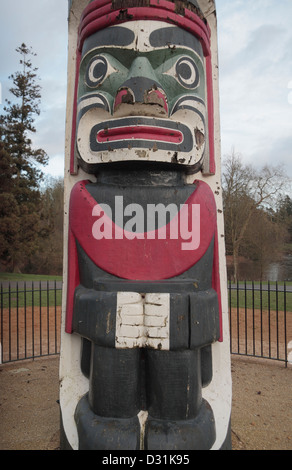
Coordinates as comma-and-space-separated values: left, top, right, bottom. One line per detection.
0, 355, 291, 451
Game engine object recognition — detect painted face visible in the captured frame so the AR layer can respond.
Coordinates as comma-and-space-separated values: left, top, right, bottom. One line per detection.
76, 21, 209, 173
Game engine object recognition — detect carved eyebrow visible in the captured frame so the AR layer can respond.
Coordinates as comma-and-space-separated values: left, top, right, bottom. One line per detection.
82, 26, 135, 56
149, 27, 204, 59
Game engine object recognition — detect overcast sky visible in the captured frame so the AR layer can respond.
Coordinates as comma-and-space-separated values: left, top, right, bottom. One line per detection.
0, 0, 291, 187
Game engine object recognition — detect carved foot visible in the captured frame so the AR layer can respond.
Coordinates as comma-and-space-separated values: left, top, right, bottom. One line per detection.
145, 400, 216, 450
75, 394, 140, 450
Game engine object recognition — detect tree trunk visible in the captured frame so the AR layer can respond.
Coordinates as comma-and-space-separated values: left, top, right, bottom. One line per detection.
233, 245, 239, 282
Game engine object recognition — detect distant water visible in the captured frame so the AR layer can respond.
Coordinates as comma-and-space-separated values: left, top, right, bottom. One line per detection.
228, 254, 292, 281
264, 254, 292, 282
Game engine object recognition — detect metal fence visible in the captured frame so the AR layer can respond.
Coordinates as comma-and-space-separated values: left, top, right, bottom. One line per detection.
228, 281, 291, 367
0, 280, 291, 366
0, 281, 62, 364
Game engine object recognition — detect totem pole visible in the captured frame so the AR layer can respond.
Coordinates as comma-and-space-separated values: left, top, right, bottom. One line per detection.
60, 0, 232, 450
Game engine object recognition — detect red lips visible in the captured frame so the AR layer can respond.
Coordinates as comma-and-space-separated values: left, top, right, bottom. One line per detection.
96, 125, 183, 144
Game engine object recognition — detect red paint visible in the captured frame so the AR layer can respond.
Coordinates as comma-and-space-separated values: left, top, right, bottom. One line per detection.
71, 2, 216, 173
146, 88, 168, 113
79, 0, 210, 49
78, 1, 211, 57
65, 227, 80, 333
65, 179, 219, 333
69, 180, 216, 281
114, 89, 131, 110
96, 125, 183, 144
79, 0, 110, 25
114, 88, 168, 114
72, 0, 215, 174
66, 3, 222, 343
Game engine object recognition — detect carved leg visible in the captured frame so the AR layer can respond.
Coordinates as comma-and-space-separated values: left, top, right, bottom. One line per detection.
75, 344, 141, 450
144, 349, 216, 450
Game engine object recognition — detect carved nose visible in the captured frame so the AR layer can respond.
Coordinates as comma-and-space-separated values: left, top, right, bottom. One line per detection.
114, 85, 168, 114
145, 87, 168, 112
114, 57, 168, 114
114, 88, 135, 108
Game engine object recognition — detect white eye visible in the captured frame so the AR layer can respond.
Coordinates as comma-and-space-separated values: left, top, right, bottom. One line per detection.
164, 56, 200, 89
86, 56, 108, 87
175, 57, 199, 88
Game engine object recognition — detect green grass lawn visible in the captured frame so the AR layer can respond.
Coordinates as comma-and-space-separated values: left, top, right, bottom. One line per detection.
0, 273, 62, 282
0, 273, 63, 308
1, 289, 62, 309
228, 287, 292, 312
1, 273, 291, 312
230, 280, 292, 287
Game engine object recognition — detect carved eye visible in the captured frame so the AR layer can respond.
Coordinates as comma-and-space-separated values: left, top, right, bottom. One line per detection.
86, 56, 108, 87
175, 57, 199, 89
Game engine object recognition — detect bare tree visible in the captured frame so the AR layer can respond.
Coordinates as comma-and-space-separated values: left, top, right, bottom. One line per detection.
242, 208, 288, 280
222, 150, 288, 281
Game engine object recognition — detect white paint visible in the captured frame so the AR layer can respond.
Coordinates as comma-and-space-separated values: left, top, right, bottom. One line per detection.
115, 292, 170, 350
76, 104, 206, 168
59, 1, 92, 449
138, 410, 149, 450
195, 0, 232, 450
59, 333, 89, 450
76, 19, 207, 170
61, 0, 232, 451
77, 94, 110, 115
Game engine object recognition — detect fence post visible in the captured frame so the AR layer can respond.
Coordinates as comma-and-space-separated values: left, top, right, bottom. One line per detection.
284, 282, 287, 367
1, 283, 3, 364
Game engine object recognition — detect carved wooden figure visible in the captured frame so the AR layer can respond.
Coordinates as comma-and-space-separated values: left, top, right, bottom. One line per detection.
60, 0, 232, 450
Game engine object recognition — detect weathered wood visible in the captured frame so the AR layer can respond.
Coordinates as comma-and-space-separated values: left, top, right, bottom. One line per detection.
60, 0, 232, 451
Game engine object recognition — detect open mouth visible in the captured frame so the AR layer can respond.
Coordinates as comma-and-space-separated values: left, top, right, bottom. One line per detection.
90, 117, 193, 152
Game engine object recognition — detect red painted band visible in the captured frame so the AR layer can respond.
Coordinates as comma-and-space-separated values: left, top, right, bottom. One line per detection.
79, 2, 116, 34
80, 0, 210, 46
79, 1, 113, 36
78, 4, 211, 56
80, 0, 110, 23
96, 126, 183, 144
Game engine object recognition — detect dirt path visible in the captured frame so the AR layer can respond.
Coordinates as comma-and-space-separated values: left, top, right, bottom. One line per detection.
0, 304, 291, 450
0, 307, 62, 363
231, 357, 292, 450
0, 355, 291, 450
230, 308, 291, 362
0, 356, 60, 450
